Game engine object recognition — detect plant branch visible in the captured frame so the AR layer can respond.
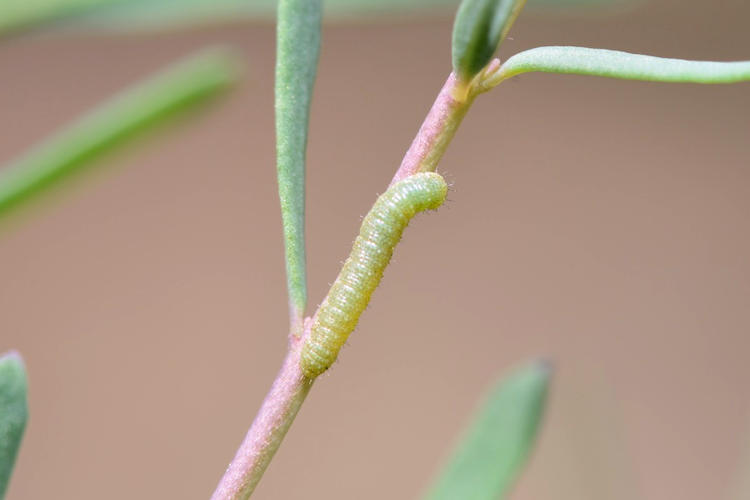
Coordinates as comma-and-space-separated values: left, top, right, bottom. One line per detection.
481, 46, 750, 88
211, 332, 313, 500
211, 19, 750, 500
390, 72, 477, 185
212, 69, 478, 500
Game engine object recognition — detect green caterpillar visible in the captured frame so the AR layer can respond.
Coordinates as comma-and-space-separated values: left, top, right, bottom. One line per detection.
300, 172, 448, 378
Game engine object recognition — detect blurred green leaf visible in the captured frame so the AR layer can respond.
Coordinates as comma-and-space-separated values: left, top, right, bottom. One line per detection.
452, 0, 527, 81
275, 0, 322, 322
0, 0, 638, 35
0, 47, 240, 218
425, 360, 551, 500
0, 351, 28, 499
0, 0, 109, 35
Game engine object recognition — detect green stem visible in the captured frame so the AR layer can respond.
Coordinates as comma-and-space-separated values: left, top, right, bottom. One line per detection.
482, 46, 750, 88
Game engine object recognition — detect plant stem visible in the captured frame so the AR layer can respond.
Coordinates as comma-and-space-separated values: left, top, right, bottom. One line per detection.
390, 72, 476, 185
211, 333, 313, 500
212, 70, 477, 500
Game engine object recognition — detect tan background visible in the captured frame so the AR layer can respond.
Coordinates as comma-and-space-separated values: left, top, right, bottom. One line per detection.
1, 1, 750, 498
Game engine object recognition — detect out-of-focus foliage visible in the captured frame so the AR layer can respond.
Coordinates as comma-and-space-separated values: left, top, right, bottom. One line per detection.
424, 361, 551, 500
0, 0, 639, 36
0, 47, 240, 218
0, 352, 28, 499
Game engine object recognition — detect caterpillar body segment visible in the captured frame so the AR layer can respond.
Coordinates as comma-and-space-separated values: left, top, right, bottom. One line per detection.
300, 172, 448, 378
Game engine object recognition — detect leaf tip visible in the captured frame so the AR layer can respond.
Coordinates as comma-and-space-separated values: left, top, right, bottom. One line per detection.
0, 350, 22, 363
0, 348, 29, 498
0, 351, 26, 377
532, 357, 554, 375
452, 0, 528, 82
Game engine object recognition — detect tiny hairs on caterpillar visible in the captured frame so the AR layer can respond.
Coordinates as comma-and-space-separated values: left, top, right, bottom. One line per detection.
300, 172, 448, 378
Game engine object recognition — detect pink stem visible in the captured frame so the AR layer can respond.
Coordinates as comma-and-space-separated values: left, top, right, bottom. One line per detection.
212, 71, 477, 500
390, 72, 475, 185
211, 334, 313, 500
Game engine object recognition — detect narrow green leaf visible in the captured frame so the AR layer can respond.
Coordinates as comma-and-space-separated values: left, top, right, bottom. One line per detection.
0, 47, 240, 217
452, 0, 527, 82
275, 0, 322, 322
0, 351, 28, 499
425, 360, 551, 500
490, 46, 750, 85
0, 0, 112, 35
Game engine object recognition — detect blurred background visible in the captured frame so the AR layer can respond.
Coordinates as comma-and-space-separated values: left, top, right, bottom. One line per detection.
1, 0, 749, 498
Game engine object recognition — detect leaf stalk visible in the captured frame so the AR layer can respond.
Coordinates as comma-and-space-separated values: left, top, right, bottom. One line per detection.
484, 46, 750, 88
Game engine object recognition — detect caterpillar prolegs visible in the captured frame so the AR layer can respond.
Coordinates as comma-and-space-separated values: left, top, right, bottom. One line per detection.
300, 172, 448, 378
